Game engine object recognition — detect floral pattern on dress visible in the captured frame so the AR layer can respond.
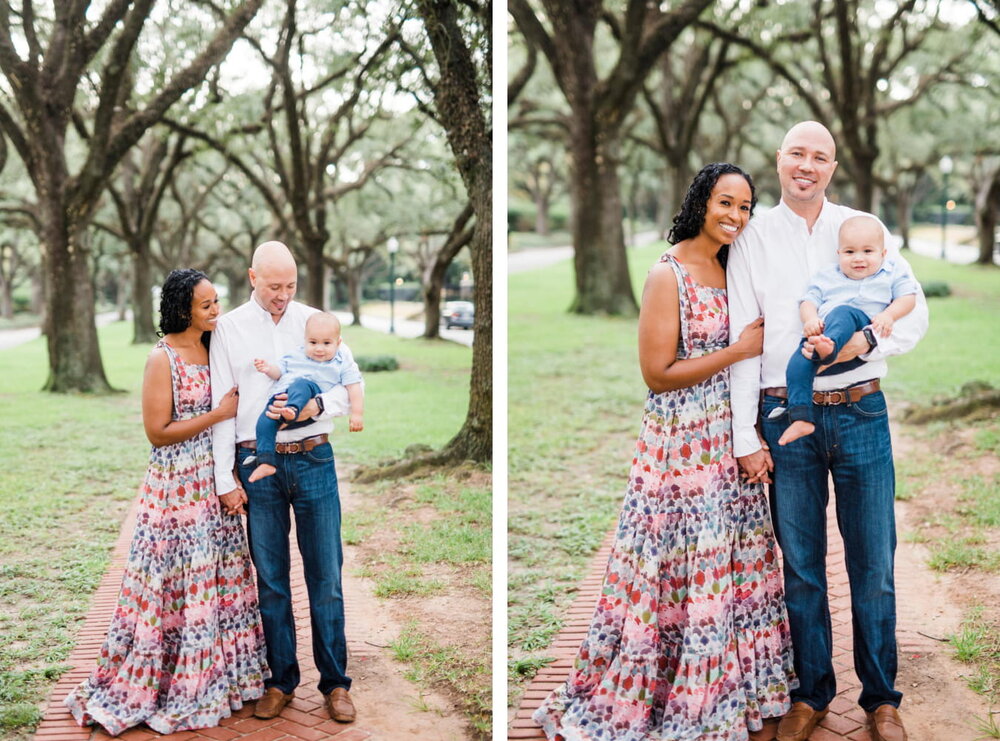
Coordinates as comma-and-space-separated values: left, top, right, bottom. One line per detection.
533, 253, 795, 741
65, 341, 268, 736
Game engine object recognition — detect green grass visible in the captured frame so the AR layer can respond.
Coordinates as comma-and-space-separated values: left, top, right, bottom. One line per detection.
388, 624, 490, 736
508, 243, 662, 701
949, 607, 1000, 703
882, 252, 1000, 402
0, 319, 473, 739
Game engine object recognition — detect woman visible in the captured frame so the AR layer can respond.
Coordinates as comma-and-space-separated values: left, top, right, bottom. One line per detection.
533, 164, 795, 740
66, 269, 269, 735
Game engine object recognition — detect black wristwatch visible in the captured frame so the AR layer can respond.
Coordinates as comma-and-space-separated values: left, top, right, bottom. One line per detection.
314, 395, 325, 415
862, 327, 877, 353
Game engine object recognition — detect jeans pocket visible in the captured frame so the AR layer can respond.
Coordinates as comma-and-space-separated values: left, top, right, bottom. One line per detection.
760, 396, 787, 424
850, 391, 888, 418
303, 442, 335, 464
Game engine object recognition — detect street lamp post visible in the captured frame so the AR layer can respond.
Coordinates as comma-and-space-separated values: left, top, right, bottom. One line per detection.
939, 155, 953, 261
387, 237, 399, 334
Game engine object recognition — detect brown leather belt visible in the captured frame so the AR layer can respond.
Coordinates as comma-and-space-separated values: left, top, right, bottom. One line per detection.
762, 379, 881, 406
238, 433, 329, 454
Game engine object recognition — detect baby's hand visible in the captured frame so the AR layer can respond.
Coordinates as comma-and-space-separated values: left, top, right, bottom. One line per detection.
870, 313, 894, 338
253, 358, 270, 374
802, 317, 824, 337
349, 413, 364, 432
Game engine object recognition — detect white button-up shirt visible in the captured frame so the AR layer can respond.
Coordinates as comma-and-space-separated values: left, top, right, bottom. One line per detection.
210, 296, 354, 494
727, 199, 929, 457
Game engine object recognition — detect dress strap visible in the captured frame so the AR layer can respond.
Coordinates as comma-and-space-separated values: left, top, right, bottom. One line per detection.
658, 253, 692, 360
155, 340, 182, 421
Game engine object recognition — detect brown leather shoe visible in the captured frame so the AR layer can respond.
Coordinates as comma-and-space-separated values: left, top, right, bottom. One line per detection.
867, 704, 907, 741
325, 687, 356, 723
254, 687, 294, 719
776, 702, 830, 741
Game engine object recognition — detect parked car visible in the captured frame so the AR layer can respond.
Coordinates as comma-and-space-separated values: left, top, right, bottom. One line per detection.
442, 301, 475, 329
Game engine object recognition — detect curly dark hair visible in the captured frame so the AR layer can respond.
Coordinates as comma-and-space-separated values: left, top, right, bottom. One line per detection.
158, 268, 212, 349
666, 163, 757, 266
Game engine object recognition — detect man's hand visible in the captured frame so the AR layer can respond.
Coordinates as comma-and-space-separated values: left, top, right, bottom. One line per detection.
266, 393, 320, 425
803, 330, 869, 374
219, 486, 247, 516
349, 413, 364, 432
737, 448, 773, 485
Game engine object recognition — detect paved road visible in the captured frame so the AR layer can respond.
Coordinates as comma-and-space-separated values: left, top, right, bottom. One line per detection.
0, 311, 123, 351
508, 230, 662, 274
333, 311, 473, 347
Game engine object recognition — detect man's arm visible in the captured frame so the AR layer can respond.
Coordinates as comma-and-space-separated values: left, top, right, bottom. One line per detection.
210, 321, 239, 495
726, 239, 766, 459
317, 342, 363, 418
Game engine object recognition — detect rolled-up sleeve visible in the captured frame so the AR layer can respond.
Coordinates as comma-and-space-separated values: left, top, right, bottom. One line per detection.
864, 253, 928, 360
315, 343, 362, 419
727, 237, 764, 457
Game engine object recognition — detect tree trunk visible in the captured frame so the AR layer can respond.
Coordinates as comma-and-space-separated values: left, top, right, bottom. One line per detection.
346, 270, 363, 326
422, 262, 446, 339
42, 214, 113, 393
0, 274, 12, 319
895, 192, 912, 252
131, 242, 157, 344
116, 264, 129, 322
568, 121, 637, 315
667, 163, 692, 236
303, 243, 327, 309
534, 190, 550, 236
440, 196, 490, 462
974, 166, 1000, 266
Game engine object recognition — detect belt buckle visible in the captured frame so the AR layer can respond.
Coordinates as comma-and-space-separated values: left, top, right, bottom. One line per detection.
829, 390, 846, 405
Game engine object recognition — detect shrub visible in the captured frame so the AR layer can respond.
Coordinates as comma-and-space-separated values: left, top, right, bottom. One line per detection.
356, 355, 399, 372
921, 281, 951, 298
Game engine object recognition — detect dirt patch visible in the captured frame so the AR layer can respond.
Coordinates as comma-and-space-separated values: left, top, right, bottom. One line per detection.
340, 480, 479, 740
890, 422, 998, 736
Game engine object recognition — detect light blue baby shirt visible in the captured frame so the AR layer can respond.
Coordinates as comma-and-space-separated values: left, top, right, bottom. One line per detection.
273, 346, 363, 394
801, 257, 918, 320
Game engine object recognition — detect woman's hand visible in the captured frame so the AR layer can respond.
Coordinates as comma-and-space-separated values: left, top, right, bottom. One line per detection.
216, 386, 239, 420
734, 317, 765, 359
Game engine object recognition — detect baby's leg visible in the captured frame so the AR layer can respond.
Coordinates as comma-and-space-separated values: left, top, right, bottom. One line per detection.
783, 342, 817, 445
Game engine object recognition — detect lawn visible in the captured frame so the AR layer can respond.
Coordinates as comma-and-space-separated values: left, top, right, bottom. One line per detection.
507, 241, 1000, 709
0, 319, 474, 740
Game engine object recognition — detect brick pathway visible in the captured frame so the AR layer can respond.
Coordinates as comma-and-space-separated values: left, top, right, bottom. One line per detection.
509, 499, 944, 741
34, 499, 378, 741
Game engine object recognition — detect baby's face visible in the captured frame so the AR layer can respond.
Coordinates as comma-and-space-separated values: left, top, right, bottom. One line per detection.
838, 230, 885, 280
304, 327, 342, 362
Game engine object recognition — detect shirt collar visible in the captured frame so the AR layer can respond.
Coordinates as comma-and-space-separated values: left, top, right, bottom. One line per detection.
776, 197, 833, 231
249, 291, 291, 326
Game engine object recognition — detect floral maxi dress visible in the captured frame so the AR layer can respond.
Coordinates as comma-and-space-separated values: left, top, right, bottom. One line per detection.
533, 254, 796, 741
66, 341, 269, 735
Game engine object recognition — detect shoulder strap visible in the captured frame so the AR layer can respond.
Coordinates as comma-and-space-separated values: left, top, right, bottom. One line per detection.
659, 253, 692, 360
155, 340, 182, 420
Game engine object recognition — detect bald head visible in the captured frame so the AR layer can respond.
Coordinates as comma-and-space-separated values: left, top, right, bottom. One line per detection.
780, 121, 836, 158
306, 311, 342, 336
250, 241, 298, 321
252, 240, 296, 273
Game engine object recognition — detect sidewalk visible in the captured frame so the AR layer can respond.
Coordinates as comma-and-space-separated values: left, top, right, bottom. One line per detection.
33, 498, 379, 741
509, 498, 956, 741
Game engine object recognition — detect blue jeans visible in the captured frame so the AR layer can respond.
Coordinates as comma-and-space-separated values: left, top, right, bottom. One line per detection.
237, 441, 350, 695
785, 305, 870, 424
760, 390, 901, 712
254, 378, 321, 467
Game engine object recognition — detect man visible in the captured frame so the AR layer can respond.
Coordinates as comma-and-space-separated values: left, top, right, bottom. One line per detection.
210, 241, 358, 724
727, 121, 928, 741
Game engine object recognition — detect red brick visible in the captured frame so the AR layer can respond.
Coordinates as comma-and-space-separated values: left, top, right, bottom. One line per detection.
193, 725, 243, 740
229, 728, 288, 741
272, 719, 332, 740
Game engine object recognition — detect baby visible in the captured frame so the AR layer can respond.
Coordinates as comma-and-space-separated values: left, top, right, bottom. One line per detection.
247, 312, 363, 482
779, 214, 918, 445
